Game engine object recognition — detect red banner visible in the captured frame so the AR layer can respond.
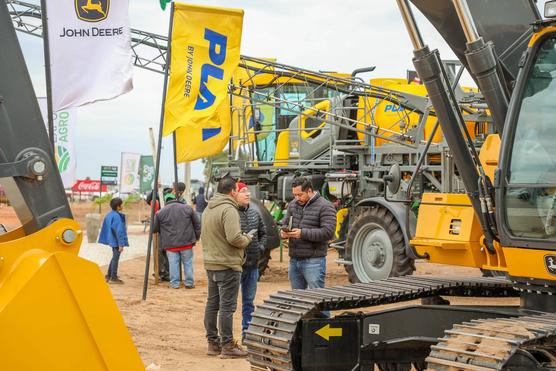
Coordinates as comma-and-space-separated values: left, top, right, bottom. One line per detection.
71, 180, 107, 193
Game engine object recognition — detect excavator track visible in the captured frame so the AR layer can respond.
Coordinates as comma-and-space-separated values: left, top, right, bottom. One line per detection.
245, 275, 517, 371
426, 313, 556, 370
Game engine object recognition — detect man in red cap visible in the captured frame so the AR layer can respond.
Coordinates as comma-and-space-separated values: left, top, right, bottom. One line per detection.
235, 182, 267, 342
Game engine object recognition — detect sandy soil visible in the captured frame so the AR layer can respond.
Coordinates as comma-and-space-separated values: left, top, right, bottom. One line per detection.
108, 246, 519, 371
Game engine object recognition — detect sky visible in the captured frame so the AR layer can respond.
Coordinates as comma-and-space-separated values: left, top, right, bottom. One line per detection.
14, 0, 548, 185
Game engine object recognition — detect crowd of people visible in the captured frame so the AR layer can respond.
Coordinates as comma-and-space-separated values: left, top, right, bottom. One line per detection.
97, 175, 337, 359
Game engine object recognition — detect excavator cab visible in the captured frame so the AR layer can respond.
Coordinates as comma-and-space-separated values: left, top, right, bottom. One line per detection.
496, 18, 556, 286
0, 2, 143, 369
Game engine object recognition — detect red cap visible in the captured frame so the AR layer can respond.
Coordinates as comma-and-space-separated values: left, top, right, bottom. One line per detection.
237, 182, 248, 192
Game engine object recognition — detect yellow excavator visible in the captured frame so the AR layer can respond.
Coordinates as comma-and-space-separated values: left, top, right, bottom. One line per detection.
245, 0, 556, 370
0, 1, 143, 369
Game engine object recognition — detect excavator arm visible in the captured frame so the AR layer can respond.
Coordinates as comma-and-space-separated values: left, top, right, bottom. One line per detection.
0, 1, 143, 369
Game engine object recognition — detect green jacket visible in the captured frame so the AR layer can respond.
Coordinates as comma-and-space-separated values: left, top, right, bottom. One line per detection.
201, 193, 252, 271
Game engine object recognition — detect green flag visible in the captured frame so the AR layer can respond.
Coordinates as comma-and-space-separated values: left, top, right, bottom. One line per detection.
159, 0, 171, 10
139, 155, 155, 193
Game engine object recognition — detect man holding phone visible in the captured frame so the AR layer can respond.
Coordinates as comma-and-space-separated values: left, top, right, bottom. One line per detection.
280, 177, 336, 290
235, 182, 267, 342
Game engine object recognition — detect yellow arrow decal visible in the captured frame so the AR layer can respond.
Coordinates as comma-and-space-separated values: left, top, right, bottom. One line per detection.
315, 324, 343, 341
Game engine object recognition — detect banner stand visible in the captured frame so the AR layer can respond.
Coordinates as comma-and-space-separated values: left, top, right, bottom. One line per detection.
40, 0, 55, 154
142, 4, 175, 301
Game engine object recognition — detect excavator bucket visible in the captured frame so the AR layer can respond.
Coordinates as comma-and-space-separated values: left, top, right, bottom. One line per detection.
0, 1, 143, 369
0, 220, 144, 370
410, 0, 540, 84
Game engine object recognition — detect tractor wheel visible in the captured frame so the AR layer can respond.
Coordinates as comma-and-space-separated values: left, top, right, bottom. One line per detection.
344, 206, 415, 283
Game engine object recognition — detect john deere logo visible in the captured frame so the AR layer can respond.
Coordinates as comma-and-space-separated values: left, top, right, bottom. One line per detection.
75, 0, 109, 22
545, 255, 556, 275
55, 145, 71, 173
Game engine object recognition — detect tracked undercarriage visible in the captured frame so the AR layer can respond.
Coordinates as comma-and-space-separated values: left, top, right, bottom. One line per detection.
244, 276, 556, 370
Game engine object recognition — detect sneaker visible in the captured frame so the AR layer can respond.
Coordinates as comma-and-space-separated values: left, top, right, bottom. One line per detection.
109, 278, 124, 284
220, 340, 248, 359
185, 284, 195, 289
207, 342, 222, 356
169, 285, 180, 289
104, 275, 109, 282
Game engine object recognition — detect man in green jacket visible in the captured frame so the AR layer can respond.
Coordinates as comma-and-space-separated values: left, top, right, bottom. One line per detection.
202, 176, 252, 358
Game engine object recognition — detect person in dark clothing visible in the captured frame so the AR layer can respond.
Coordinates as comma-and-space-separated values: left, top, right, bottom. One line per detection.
235, 182, 267, 340
98, 197, 129, 284
280, 177, 336, 290
153, 192, 201, 289
173, 181, 186, 203
194, 186, 208, 221
146, 186, 173, 281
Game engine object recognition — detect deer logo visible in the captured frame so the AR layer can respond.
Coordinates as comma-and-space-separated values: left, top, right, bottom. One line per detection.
545, 255, 556, 275
75, 0, 110, 22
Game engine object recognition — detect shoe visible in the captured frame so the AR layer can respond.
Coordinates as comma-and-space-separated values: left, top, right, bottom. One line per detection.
207, 342, 222, 356
109, 278, 124, 284
160, 276, 170, 282
220, 340, 248, 359
170, 285, 180, 289
185, 284, 195, 289
104, 274, 109, 282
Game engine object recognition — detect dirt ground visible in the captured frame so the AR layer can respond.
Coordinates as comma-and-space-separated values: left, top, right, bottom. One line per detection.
110, 246, 519, 371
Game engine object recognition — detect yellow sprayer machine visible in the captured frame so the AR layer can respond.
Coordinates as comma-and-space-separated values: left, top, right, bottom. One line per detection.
245, 1, 556, 370
218, 54, 493, 284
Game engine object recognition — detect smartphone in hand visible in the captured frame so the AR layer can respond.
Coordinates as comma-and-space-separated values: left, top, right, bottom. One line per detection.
246, 228, 257, 238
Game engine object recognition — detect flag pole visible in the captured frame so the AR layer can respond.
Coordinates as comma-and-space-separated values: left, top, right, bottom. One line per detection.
142, 3, 175, 301
172, 132, 179, 193
40, 0, 55, 154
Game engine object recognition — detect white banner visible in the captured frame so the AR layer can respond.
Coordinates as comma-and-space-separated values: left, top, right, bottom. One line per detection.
38, 98, 77, 189
46, 0, 133, 111
119, 152, 141, 194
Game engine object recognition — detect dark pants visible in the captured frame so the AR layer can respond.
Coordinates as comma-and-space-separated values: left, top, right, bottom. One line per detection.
204, 269, 241, 345
107, 247, 121, 279
158, 244, 169, 280
241, 267, 259, 338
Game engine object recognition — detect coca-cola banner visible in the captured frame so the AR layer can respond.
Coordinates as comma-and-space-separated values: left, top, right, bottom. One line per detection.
71, 180, 107, 193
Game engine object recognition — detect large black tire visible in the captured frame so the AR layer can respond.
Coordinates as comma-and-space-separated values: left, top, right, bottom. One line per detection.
257, 245, 273, 278
250, 198, 280, 278
344, 206, 415, 283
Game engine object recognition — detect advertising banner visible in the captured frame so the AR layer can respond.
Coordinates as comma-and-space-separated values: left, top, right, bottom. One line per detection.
119, 152, 141, 193
163, 3, 244, 162
38, 98, 77, 188
139, 155, 154, 193
71, 180, 107, 193
46, 0, 133, 111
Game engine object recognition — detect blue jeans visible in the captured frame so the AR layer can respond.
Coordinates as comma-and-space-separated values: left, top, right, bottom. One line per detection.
107, 247, 121, 279
240, 267, 259, 338
289, 257, 326, 290
167, 248, 194, 288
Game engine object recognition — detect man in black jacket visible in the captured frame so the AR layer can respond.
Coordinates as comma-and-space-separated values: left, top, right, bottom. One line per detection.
235, 182, 267, 340
153, 193, 201, 289
280, 177, 336, 290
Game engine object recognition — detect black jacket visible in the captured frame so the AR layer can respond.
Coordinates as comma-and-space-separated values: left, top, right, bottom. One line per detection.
238, 203, 267, 269
195, 193, 208, 213
153, 200, 201, 249
284, 193, 336, 258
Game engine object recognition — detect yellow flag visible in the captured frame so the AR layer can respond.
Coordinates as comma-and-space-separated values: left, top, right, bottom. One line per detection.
163, 2, 244, 156
174, 99, 231, 162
